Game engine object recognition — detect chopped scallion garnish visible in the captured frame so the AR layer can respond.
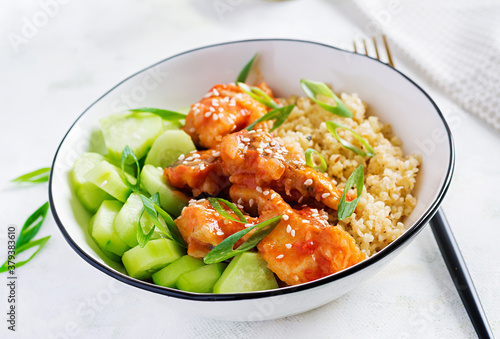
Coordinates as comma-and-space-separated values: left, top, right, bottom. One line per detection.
11, 167, 51, 184
236, 53, 257, 83
0, 202, 51, 273
203, 215, 282, 264
337, 165, 364, 220
130, 108, 187, 121
325, 121, 375, 158
237, 82, 280, 109
245, 105, 295, 132
208, 197, 248, 223
304, 149, 327, 173
120, 146, 141, 192
300, 79, 353, 118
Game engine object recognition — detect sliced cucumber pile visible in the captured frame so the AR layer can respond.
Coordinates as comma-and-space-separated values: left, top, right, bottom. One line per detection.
71, 108, 280, 294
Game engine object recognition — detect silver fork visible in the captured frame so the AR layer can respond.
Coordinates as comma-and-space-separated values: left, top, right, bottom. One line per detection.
353, 35, 493, 339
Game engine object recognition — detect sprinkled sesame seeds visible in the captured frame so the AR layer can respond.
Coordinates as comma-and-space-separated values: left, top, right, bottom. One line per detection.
276, 254, 284, 259
209, 106, 216, 112
212, 100, 219, 106
256, 186, 262, 193
263, 190, 269, 196
204, 112, 212, 118
213, 114, 218, 121
322, 193, 331, 198
304, 179, 313, 186
285, 244, 292, 249
178, 154, 185, 161
218, 113, 224, 119
270, 193, 277, 200
192, 153, 200, 158
216, 230, 224, 236
302, 220, 310, 223
249, 198, 254, 207
212, 151, 220, 157
245, 223, 253, 228
286, 225, 291, 233
241, 137, 250, 142
189, 127, 196, 133
264, 149, 273, 154
298, 196, 304, 203
237, 198, 243, 205
283, 214, 289, 221
200, 164, 206, 170
218, 107, 224, 113
213, 88, 220, 96
291, 230, 296, 237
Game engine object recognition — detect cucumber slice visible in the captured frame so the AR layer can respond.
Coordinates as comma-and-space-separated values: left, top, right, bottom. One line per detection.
122, 239, 185, 280
71, 152, 114, 213
213, 252, 278, 293
88, 215, 121, 262
100, 112, 163, 161
113, 193, 167, 248
140, 164, 189, 217
85, 160, 134, 202
145, 130, 196, 169
152, 255, 205, 288
176, 263, 227, 293
91, 200, 130, 256
162, 120, 183, 131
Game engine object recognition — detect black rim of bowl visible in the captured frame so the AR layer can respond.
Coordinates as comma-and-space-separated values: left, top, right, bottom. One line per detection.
49, 38, 455, 302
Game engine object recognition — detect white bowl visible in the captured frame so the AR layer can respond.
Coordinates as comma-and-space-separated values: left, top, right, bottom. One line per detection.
49, 39, 454, 321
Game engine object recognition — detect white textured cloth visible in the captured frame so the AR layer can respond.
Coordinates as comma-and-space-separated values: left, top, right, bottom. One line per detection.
353, 0, 500, 130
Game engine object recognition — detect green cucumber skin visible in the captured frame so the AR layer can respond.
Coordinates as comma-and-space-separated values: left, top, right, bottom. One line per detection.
88, 215, 122, 262
100, 112, 163, 161
71, 152, 114, 213
84, 160, 133, 202
122, 239, 185, 280
91, 200, 130, 256
145, 129, 196, 169
213, 252, 278, 294
176, 263, 227, 293
113, 193, 167, 248
140, 164, 189, 217
152, 255, 205, 288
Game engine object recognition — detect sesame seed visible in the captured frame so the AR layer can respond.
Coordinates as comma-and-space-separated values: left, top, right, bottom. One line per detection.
189, 199, 196, 204
256, 186, 262, 193
283, 215, 289, 221
257, 148, 263, 153
298, 196, 304, 203
178, 154, 185, 161
245, 223, 253, 228
212, 151, 220, 157
194, 109, 200, 114
192, 153, 200, 158
270, 140, 276, 146
285, 244, 292, 249
264, 149, 273, 154
291, 230, 296, 237
216, 230, 224, 236
218, 113, 224, 119
218, 107, 224, 113
241, 137, 250, 142
238, 143, 244, 149
304, 179, 313, 186
212, 100, 219, 106
248, 130, 255, 134
204, 112, 212, 118
214, 212, 219, 217
200, 164, 206, 170
185, 157, 193, 162
236, 204, 244, 209
263, 190, 269, 196
213, 88, 220, 96
249, 199, 254, 207
302, 220, 310, 223
311, 209, 318, 213
322, 193, 331, 198
270, 193, 277, 200
213, 114, 218, 121
312, 213, 319, 217
189, 127, 196, 133
237, 198, 243, 205
276, 254, 284, 259
209, 106, 216, 112
286, 225, 291, 233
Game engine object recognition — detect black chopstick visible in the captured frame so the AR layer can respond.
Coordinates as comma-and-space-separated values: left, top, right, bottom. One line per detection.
430, 208, 494, 339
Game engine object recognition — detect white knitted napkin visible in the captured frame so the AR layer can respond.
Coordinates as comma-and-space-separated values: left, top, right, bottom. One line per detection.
353, 0, 500, 131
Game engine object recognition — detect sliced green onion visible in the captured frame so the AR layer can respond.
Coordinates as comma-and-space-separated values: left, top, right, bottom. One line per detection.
16, 202, 49, 249
203, 215, 282, 264
139, 193, 186, 248
11, 167, 51, 184
338, 165, 364, 220
300, 79, 353, 118
237, 82, 280, 109
245, 105, 295, 132
0, 236, 51, 273
208, 197, 248, 224
325, 121, 375, 158
130, 108, 186, 121
0, 202, 51, 273
136, 206, 156, 248
304, 149, 327, 173
121, 145, 141, 192
236, 53, 257, 83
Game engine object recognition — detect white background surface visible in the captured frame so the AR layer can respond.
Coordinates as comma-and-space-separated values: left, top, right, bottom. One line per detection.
0, 0, 499, 338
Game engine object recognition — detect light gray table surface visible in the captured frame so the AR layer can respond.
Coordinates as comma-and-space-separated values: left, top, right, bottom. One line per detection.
1, 1, 498, 338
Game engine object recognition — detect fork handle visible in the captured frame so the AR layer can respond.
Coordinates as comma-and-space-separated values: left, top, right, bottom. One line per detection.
430, 208, 494, 339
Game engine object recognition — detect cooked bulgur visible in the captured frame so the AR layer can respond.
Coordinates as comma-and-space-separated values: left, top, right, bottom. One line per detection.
276, 94, 421, 256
